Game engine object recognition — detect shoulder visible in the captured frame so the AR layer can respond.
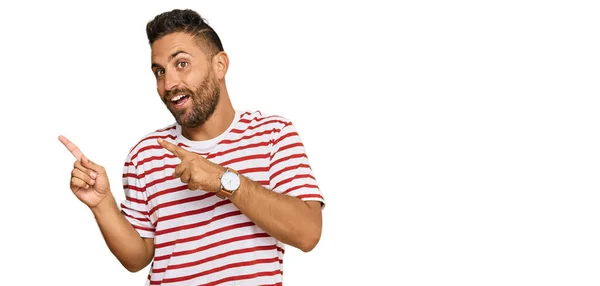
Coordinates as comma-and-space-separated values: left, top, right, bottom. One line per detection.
238, 110, 294, 132
236, 110, 305, 150
125, 123, 177, 163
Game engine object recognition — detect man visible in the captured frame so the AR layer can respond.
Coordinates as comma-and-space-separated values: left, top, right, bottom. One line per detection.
59, 8, 325, 285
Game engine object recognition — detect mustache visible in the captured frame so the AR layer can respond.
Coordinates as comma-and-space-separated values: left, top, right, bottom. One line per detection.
165, 88, 194, 101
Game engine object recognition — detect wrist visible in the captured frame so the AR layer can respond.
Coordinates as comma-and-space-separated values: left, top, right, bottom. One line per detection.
91, 192, 117, 217
216, 168, 243, 199
229, 174, 249, 200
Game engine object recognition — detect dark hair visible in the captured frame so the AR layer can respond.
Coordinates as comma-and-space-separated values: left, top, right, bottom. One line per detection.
146, 9, 224, 58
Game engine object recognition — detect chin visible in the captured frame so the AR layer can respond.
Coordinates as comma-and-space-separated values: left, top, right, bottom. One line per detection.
177, 113, 205, 128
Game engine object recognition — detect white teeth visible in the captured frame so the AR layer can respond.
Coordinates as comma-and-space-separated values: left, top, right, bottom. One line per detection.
171, 94, 186, 102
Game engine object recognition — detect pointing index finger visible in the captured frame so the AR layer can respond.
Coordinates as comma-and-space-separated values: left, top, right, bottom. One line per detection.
58, 135, 84, 160
158, 138, 188, 158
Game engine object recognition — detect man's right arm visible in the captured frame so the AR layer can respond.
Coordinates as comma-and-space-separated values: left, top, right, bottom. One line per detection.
91, 192, 154, 273
59, 135, 154, 273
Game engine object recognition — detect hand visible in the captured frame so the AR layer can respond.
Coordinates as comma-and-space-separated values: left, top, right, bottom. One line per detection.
157, 138, 224, 193
59, 135, 111, 209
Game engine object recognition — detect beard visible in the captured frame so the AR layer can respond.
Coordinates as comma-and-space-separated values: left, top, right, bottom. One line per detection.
164, 72, 220, 128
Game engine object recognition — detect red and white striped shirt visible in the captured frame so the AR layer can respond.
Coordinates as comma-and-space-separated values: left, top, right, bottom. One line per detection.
119, 110, 325, 285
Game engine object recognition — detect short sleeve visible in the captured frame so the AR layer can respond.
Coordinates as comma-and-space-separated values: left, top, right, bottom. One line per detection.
269, 122, 325, 207
120, 154, 155, 238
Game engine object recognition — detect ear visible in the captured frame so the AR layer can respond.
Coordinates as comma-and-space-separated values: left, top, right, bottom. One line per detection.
212, 51, 229, 80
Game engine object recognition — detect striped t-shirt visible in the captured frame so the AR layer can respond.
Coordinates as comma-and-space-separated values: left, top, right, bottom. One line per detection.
119, 110, 325, 285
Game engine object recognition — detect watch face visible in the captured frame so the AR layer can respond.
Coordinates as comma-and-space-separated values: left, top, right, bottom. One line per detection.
221, 171, 241, 191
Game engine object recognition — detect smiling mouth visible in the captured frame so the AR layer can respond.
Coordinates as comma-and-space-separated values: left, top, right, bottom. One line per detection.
170, 94, 190, 107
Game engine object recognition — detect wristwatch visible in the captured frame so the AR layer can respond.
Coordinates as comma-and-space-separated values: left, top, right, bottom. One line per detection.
216, 167, 241, 199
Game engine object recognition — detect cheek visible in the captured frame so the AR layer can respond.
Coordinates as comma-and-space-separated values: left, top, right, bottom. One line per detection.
157, 83, 166, 99
182, 70, 201, 86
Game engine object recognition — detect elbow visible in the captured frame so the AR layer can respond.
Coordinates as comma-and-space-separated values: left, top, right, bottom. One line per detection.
121, 259, 150, 273
123, 262, 145, 273
298, 228, 322, 253
299, 241, 318, 253
120, 242, 154, 273
125, 267, 140, 273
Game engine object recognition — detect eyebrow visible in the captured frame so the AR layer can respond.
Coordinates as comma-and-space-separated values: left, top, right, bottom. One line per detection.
169, 50, 191, 62
151, 50, 192, 69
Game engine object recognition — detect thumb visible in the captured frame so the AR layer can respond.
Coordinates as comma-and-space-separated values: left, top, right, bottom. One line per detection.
81, 156, 106, 174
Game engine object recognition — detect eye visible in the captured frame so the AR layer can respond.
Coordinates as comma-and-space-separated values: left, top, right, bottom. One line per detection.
155, 69, 165, 77
177, 62, 189, 69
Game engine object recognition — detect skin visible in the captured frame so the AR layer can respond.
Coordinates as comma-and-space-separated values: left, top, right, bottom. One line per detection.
59, 31, 322, 273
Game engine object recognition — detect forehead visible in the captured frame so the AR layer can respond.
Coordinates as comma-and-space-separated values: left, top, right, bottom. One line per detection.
151, 32, 207, 63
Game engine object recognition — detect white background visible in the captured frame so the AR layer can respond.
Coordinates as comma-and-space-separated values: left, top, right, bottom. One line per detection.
0, 0, 599, 285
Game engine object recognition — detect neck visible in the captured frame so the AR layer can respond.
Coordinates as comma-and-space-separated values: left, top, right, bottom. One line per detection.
181, 85, 235, 142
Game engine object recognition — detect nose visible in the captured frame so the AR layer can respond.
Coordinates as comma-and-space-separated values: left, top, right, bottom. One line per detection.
164, 70, 181, 92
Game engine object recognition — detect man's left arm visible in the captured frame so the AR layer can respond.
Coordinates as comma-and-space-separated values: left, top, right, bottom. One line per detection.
221, 175, 322, 252
228, 121, 324, 252
228, 173, 322, 252
157, 123, 324, 252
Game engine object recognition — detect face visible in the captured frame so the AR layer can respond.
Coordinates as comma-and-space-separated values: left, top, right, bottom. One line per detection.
151, 32, 220, 128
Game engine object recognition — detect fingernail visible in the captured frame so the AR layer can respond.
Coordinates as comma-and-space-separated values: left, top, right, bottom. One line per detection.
90, 171, 97, 179
85, 184, 89, 189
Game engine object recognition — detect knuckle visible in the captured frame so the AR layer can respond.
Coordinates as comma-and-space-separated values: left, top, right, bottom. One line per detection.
71, 178, 81, 187
192, 173, 201, 183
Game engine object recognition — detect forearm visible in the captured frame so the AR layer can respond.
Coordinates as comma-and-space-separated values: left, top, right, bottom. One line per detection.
229, 176, 322, 252
91, 192, 154, 272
